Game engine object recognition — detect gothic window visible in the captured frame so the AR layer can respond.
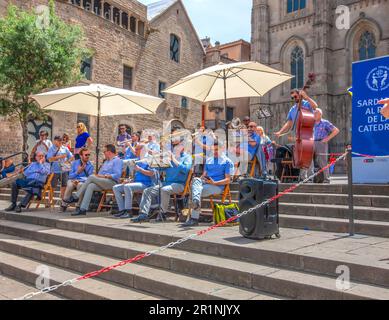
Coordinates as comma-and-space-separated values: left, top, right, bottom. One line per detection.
27, 117, 52, 153
226, 107, 234, 122
287, 0, 306, 13
113, 7, 120, 25
358, 31, 376, 61
158, 81, 166, 99
138, 21, 145, 37
290, 46, 304, 89
77, 114, 90, 131
122, 12, 128, 29
170, 34, 180, 63
103, 2, 111, 20
123, 65, 133, 90
71, 0, 81, 6
181, 97, 188, 108
130, 16, 137, 33
93, 0, 101, 15
83, 0, 92, 11
81, 57, 92, 80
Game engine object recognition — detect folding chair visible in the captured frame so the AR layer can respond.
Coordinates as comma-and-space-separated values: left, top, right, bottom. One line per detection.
172, 169, 193, 221
209, 183, 232, 210
27, 173, 55, 209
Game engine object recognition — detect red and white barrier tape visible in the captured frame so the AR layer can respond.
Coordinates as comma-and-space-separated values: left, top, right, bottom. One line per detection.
15, 152, 348, 300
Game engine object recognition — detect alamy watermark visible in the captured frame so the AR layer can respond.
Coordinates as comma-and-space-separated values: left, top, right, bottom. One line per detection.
335, 5, 351, 30
336, 265, 351, 291
35, 265, 50, 290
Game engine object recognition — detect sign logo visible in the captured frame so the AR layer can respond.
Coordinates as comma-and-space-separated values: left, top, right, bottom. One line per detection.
366, 66, 389, 92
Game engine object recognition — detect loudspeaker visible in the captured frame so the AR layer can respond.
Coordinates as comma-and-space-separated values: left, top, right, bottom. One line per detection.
239, 178, 280, 240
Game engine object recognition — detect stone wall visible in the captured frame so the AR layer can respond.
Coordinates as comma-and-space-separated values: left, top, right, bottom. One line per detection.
0, 0, 204, 160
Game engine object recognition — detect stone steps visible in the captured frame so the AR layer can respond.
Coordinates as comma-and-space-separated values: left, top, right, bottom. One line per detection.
0, 222, 388, 300
0, 229, 280, 300
280, 215, 389, 238
0, 275, 63, 300
1, 211, 389, 290
0, 250, 163, 300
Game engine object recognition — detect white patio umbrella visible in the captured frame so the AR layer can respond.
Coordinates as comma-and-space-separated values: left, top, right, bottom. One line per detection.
164, 61, 293, 126
31, 84, 164, 168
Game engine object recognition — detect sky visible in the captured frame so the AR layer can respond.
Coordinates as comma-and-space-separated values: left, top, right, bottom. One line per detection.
139, 0, 252, 45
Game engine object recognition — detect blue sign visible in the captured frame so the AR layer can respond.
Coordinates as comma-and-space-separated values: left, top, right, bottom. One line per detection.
352, 55, 389, 184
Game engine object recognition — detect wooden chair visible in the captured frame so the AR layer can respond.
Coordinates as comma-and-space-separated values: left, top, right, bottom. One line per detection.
280, 160, 299, 183
27, 173, 55, 209
233, 156, 258, 180
209, 183, 232, 210
97, 171, 127, 213
172, 169, 193, 220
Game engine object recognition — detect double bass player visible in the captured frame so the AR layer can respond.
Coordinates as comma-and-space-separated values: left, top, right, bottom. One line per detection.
274, 88, 318, 180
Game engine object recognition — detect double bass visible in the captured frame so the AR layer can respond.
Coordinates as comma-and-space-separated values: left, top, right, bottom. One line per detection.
293, 73, 316, 169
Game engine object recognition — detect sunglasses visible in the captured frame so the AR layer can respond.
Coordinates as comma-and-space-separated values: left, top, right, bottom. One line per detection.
84, 154, 91, 157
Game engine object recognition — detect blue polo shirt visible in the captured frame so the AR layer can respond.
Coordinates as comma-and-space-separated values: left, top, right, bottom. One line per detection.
69, 160, 94, 182
247, 133, 261, 159
287, 100, 314, 123
134, 162, 155, 187
46, 146, 73, 174
99, 156, 123, 183
205, 155, 234, 191
164, 153, 192, 185
124, 144, 138, 160
24, 162, 50, 184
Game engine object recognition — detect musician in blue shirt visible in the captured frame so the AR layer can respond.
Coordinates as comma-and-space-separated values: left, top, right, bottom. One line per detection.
274, 89, 318, 137
5, 152, 50, 213
60, 148, 94, 212
133, 142, 192, 223
182, 141, 234, 227
113, 158, 156, 219
64, 144, 123, 216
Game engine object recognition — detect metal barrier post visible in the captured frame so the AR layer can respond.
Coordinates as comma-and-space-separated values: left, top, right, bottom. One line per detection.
347, 147, 355, 236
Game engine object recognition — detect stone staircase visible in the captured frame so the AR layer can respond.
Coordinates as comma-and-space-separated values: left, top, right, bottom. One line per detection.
1, 182, 389, 300
1, 182, 389, 237
0, 210, 389, 300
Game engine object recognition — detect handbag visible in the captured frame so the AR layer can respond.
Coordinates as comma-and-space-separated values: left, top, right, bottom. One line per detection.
213, 203, 240, 227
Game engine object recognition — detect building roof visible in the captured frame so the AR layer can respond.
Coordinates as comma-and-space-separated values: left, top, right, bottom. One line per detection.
147, 0, 178, 21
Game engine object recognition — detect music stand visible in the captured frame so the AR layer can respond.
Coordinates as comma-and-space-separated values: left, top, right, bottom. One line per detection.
147, 154, 172, 219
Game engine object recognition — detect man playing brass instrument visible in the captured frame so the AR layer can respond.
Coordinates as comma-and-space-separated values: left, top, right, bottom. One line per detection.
132, 140, 192, 223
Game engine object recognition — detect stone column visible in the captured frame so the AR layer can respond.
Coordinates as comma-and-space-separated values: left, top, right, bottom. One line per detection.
100, 1, 104, 18
250, 0, 270, 111
119, 10, 123, 27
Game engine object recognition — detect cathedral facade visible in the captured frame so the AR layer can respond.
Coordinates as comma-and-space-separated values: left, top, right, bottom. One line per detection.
251, 0, 389, 154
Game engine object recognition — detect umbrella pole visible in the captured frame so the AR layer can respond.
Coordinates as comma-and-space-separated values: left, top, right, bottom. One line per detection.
96, 92, 101, 172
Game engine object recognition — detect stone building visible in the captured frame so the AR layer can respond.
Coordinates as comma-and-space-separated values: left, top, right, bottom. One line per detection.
0, 0, 204, 157
251, 0, 389, 154
202, 39, 252, 128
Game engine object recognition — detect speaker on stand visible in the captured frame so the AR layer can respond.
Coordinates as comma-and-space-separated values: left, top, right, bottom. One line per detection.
239, 178, 280, 240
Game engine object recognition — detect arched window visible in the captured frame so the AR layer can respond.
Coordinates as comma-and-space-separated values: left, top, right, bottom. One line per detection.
358, 31, 376, 61
290, 46, 304, 89
170, 34, 180, 63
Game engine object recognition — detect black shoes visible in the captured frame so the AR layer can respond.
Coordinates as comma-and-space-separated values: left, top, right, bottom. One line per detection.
59, 206, 68, 213
113, 210, 133, 219
181, 218, 199, 227
71, 208, 87, 216
63, 195, 79, 205
15, 204, 22, 213
5, 203, 16, 212
131, 214, 149, 223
